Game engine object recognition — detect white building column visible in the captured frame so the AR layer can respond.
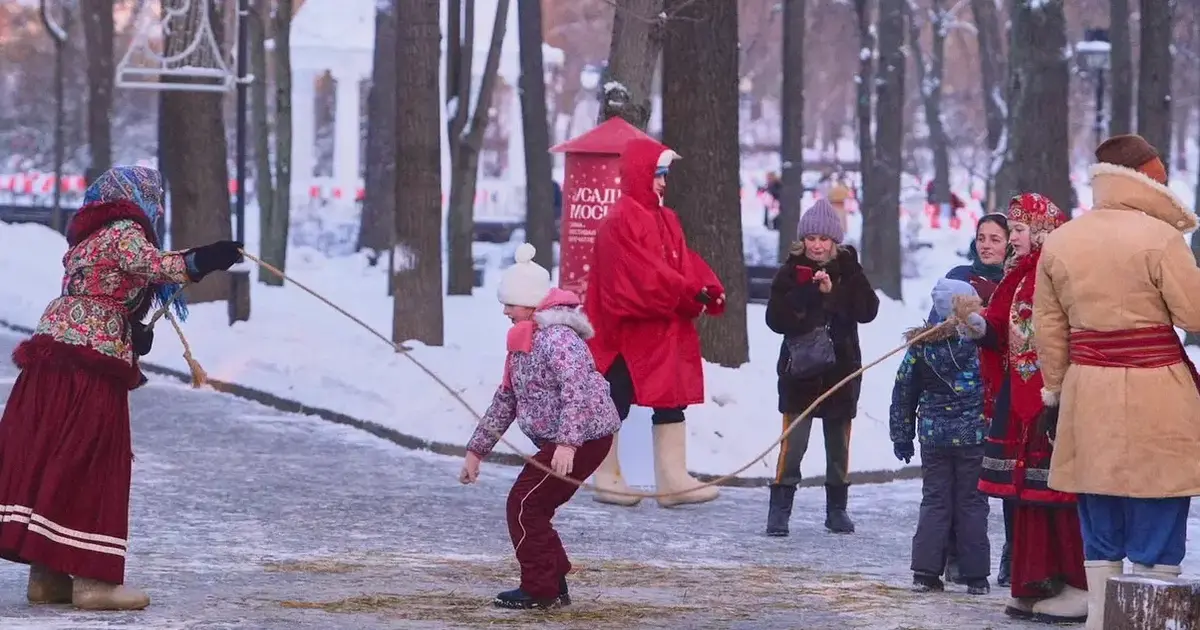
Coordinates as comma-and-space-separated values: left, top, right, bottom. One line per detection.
291, 68, 317, 188
332, 68, 362, 188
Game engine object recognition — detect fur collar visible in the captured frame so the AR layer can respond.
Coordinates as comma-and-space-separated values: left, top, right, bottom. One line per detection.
534, 307, 595, 340
903, 322, 960, 343
1089, 163, 1198, 233
67, 200, 159, 248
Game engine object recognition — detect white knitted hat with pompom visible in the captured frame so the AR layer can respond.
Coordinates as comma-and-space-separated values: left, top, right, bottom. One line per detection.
497, 243, 552, 308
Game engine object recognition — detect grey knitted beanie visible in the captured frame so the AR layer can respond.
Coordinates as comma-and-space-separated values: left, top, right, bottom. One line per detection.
797, 199, 845, 244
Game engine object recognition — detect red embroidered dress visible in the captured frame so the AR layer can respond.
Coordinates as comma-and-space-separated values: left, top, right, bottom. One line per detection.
0, 167, 190, 585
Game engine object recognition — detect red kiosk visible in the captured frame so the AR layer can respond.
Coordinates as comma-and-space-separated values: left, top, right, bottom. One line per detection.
549, 117, 656, 302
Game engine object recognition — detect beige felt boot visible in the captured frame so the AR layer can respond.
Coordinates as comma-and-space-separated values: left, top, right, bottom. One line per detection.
1030, 584, 1089, 623
72, 577, 150, 611
591, 431, 642, 506
1084, 560, 1124, 630
652, 423, 719, 508
27, 563, 73, 604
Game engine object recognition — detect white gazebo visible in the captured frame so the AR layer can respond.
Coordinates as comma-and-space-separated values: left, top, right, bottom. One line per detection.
289, 0, 374, 192
288, 0, 521, 200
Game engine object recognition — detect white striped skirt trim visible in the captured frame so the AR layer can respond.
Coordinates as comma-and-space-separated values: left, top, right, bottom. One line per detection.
0, 504, 127, 557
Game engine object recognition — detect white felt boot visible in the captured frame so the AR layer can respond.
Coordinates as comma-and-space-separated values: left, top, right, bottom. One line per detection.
652, 423, 718, 508
591, 431, 641, 506
1084, 560, 1124, 630
72, 578, 150, 611
27, 563, 72, 604
1131, 563, 1182, 580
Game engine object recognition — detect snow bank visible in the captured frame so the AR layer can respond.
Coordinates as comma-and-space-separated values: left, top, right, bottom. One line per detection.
0, 221, 971, 480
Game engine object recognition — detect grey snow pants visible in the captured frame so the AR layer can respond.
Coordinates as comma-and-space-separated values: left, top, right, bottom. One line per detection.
911, 444, 991, 580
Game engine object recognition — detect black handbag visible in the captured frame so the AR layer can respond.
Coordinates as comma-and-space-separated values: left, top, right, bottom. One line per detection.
784, 325, 837, 380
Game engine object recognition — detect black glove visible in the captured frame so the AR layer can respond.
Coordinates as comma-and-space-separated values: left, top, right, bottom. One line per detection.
130, 320, 154, 356
186, 240, 244, 281
694, 289, 712, 305
1038, 405, 1060, 442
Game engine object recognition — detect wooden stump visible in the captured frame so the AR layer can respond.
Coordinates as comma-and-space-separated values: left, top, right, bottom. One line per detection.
227, 269, 251, 325
1105, 575, 1200, 630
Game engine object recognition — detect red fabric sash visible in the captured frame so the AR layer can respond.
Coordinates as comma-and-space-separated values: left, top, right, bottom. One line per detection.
1069, 325, 1200, 391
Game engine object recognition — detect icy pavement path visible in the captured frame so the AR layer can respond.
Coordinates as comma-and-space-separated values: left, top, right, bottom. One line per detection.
0, 333, 1067, 629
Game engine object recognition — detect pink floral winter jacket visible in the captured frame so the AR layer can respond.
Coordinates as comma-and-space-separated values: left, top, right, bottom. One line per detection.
467, 300, 621, 458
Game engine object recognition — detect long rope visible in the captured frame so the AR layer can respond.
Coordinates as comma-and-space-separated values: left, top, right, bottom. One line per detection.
234, 248, 957, 499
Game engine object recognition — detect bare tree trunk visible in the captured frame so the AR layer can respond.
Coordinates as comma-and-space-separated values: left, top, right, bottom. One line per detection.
517, 0, 555, 271
907, 0, 950, 211
1109, 0, 1134, 136
1186, 11, 1200, 347
662, 0, 748, 367
1007, 0, 1072, 214
863, 0, 904, 300
80, 0, 112, 184
971, 0, 1007, 210
393, 0, 445, 346
358, 1, 397, 257
446, 0, 473, 160
160, 0, 232, 304
269, 0, 294, 282
40, 0, 71, 233
776, 0, 806, 262
1137, 0, 1174, 171
446, 0, 510, 295
853, 0, 875, 213
251, 0, 275, 281
599, 0, 664, 128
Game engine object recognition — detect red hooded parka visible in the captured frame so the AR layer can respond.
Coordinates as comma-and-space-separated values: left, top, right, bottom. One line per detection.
585, 137, 724, 409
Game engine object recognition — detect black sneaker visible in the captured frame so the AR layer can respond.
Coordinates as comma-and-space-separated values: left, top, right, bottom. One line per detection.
966, 578, 990, 595
911, 573, 945, 592
558, 575, 571, 607
493, 587, 561, 610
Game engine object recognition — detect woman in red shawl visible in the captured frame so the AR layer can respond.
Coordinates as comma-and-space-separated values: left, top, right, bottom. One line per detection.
955, 193, 1086, 623
0, 166, 242, 610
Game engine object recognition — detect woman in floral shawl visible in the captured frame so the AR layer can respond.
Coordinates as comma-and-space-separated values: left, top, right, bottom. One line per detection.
0, 166, 242, 610
956, 193, 1086, 623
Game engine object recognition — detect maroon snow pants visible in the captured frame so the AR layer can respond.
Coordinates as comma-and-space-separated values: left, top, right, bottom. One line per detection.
506, 435, 614, 599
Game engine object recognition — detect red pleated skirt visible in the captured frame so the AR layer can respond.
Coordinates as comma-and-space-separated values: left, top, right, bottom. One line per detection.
1010, 504, 1087, 598
0, 357, 133, 583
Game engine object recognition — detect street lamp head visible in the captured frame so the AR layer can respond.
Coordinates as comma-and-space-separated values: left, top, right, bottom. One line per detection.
1077, 28, 1112, 72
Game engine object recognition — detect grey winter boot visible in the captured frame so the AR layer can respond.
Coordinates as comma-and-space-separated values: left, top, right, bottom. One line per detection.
824, 484, 855, 534
765, 485, 795, 537
27, 563, 72, 604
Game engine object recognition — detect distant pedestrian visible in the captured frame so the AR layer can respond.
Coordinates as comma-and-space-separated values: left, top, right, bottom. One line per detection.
890, 278, 991, 596
460, 243, 621, 610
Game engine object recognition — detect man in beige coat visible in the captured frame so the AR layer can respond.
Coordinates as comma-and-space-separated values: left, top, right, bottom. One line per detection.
1033, 134, 1200, 630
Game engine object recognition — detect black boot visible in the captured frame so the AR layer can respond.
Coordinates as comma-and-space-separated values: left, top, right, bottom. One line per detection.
494, 587, 562, 610
558, 575, 571, 606
996, 541, 1012, 587
766, 484, 796, 537
824, 484, 855, 534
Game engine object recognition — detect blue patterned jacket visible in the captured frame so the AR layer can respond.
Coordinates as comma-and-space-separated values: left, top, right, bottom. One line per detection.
889, 323, 987, 448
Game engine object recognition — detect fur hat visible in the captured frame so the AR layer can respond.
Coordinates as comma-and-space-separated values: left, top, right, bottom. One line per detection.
827, 184, 851, 204
797, 198, 845, 244
498, 243, 551, 308
1095, 134, 1160, 170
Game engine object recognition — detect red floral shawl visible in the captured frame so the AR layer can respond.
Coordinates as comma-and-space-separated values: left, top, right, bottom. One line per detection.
979, 250, 1043, 424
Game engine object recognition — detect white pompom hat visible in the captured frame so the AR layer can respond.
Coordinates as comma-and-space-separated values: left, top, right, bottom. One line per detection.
497, 243, 552, 308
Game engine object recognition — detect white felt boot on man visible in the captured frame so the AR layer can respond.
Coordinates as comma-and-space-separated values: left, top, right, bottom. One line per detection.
1132, 563, 1182, 580
652, 423, 718, 508
1030, 583, 1088, 623
1083, 560, 1124, 630
591, 431, 642, 507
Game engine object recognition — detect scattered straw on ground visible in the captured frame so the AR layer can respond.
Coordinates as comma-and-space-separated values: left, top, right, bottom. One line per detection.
263, 559, 366, 574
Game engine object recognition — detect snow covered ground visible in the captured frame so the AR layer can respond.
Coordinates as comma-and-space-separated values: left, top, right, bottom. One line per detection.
0, 212, 979, 482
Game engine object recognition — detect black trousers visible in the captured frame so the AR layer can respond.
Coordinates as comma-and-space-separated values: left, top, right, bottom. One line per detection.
911, 445, 991, 579
605, 355, 686, 425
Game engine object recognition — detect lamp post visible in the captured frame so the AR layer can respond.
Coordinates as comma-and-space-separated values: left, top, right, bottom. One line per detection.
1076, 28, 1112, 149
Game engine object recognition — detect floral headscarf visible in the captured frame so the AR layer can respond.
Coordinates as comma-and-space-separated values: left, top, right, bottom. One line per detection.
1007, 192, 1067, 252
83, 166, 187, 321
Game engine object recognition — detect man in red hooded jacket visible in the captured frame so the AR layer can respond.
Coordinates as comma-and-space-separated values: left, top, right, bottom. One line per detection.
585, 137, 725, 509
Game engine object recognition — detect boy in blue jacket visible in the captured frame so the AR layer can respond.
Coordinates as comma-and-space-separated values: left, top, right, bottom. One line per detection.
890, 278, 990, 595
